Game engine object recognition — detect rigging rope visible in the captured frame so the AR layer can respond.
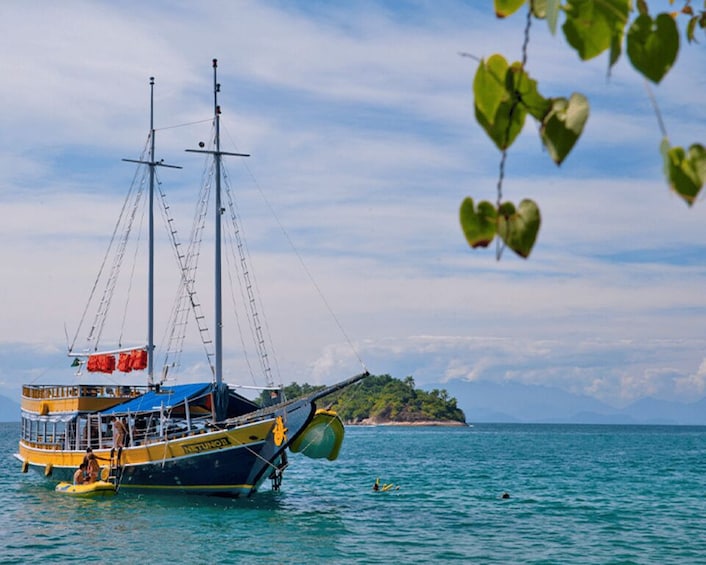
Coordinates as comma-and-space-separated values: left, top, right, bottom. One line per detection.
156, 160, 215, 380
223, 236, 261, 387
154, 118, 213, 132
118, 183, 147, 348
91, 166, 146, 348
70, 136, 151, 353
221, 124, 369, 375
221, 160, 275, 387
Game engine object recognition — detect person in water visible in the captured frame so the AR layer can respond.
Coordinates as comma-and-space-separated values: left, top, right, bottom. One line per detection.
73, 462, 87, 485
373, 477, 399, 492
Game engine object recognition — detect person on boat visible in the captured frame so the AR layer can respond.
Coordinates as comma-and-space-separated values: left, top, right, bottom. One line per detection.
73, 462, 87, 485
86, 453, 100, 483
112, 417, 128, 448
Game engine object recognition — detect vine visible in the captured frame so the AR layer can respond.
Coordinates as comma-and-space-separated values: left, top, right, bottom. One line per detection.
460, 0, 706, 260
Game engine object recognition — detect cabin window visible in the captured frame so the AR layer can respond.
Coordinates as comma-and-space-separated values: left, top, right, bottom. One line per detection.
53, 421, 66, 448
22, 418, 38, 443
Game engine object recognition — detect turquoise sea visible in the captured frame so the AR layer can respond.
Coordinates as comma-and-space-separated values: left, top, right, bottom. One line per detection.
1, 422, 705, 564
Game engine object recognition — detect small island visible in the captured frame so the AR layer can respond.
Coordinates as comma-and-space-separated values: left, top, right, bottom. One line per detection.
264, 374, 467, 426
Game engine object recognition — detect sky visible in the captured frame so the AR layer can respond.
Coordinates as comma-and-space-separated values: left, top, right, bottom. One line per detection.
1, 1, 705, 408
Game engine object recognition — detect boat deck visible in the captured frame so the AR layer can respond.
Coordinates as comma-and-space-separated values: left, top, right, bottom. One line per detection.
21, 384, 149, 414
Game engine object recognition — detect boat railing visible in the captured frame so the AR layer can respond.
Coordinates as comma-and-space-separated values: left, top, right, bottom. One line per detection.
22, 384, 148, 400
81, 416, 214, 451
24, 435, 66, 450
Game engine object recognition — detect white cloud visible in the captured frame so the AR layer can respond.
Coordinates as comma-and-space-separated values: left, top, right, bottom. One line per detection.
0, 1, 704, 410
674, 358, 706, 399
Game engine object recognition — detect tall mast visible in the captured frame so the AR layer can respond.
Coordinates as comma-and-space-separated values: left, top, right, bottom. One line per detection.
148, 77, 156, 386
123, 77, 181, 389
213, 59, 224, 386
186, 59, 249, 386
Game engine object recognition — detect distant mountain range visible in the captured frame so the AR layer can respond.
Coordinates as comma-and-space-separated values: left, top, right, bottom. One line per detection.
3, 379, 705, 425
429, 379, 706, 425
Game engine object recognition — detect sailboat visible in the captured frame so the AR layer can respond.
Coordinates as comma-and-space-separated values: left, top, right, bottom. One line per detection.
15, 60, 368, 496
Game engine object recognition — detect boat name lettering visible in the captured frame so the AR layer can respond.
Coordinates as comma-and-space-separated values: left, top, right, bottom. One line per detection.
182, 437, 232, 454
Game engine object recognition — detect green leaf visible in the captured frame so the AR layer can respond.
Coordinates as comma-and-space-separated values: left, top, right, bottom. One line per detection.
544, 0, 562, 34
473, 55, 528, 150
495, 0, 526, 18
609, 28, 622, 70
661, 138, 706, 206
508, 62, 551, 121
473, 55, 509, 126
460, 197, 497, 249
687, 16, 698, 43
562, 0, 630, 61
540, 93, 590, 165
497, 199, 541, 259
531, 0, 547, 18
475, 99, 526, 152
627, 13, 679, 83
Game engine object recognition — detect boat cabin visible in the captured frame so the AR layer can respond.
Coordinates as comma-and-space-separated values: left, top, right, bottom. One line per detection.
20, 382, 264, 451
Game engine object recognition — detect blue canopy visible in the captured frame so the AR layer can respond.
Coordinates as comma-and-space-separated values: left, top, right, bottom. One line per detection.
100, 383, 211, 415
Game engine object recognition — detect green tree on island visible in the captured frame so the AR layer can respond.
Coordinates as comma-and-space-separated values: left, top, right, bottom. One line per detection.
259, 374, 466, 424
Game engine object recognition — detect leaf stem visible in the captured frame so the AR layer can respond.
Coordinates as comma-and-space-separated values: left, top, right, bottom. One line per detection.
495, 1, 533, 261
643, 79, 668, 139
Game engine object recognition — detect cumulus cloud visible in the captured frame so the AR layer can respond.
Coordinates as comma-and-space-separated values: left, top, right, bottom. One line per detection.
0, 1, 704, 408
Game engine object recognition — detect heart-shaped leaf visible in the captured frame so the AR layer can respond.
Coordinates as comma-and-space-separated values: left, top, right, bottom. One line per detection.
661, 138, 706, 206
497, 199, 541, 258
627, 13, 679, 83
562, 0, 630, 61
460, 197, 497, 249
473, 55, 529, 151
540, 93, 590, 165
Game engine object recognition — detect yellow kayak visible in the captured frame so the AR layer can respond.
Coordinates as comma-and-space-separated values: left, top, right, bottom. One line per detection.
55, 481, 116, 496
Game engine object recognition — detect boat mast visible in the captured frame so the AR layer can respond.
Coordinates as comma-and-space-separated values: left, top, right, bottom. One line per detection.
186, 59, 249, 386
123, 77, 181, 389
148, 77, 156, 386
213, 60, 224, 387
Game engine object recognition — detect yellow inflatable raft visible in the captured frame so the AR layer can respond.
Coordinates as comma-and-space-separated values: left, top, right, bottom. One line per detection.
55, 481, 116, 497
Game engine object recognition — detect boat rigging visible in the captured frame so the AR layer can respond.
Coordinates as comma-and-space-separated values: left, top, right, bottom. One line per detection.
16, 60, 369, 496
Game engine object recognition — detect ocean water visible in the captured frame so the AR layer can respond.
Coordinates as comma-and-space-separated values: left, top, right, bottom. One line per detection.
1, 422, 705, 564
